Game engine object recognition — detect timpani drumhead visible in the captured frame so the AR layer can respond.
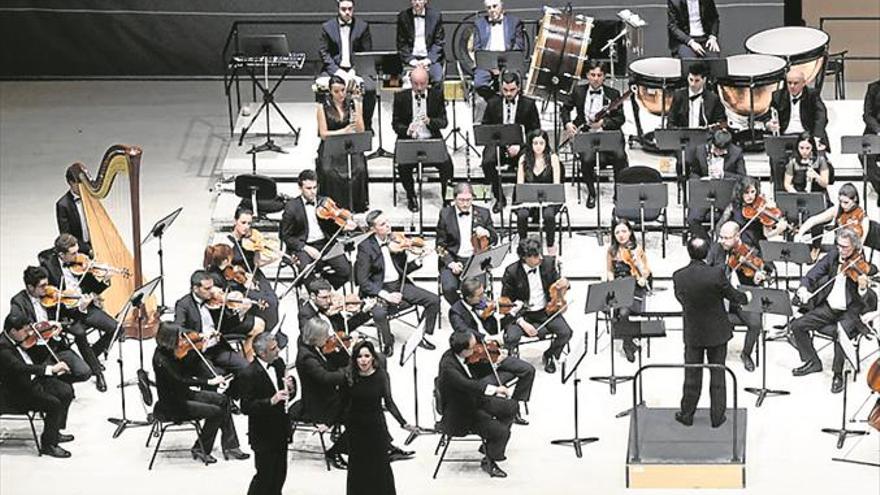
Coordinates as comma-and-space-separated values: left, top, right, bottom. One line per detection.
724, 54, 787, 81
628, 57, 682, 87
745, 27, 829, 84
718, 54, 786, 118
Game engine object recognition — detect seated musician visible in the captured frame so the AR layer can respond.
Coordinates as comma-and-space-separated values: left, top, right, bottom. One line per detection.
316, 77, 369, 213
173, 270, 255, 371
718, 176, 789, 248
319, 0, 376, 131
606, 219, 652, 363
225, 208, 280, 332
355, 210, 441, 356
38, 233, 117, 390
438, 331, 517, 478
396, 0, 445, 84
436, 182, 498, 304
561, 60, 629, 209
450, 277, 534, 425
783, 132, 832, 197
472, 0, 526, 120
667, 61, 726, 129
706, 221, 770, 372
684, 129, 747, 240
55, 162, 92, 256
863, 78, 880, 207
479, 72, 540, 212
391, 66, 453, 212
767, 70, 829, 149
789, 227, 878, 394
9, 266, 92, 386
667, 0, 721, 58
797, 183, 870, 260
152, 323, 249, 464
280, 169, 356, 290
514, 130, 564, 256
500, 236, 573, 373
298, 279, 371, 338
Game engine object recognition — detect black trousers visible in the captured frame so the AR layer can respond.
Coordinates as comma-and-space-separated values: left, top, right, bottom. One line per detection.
371, 280, 440, 346
867, 153, 880, 204
790, 301, 864, 374
49, 349, 92, 384
673, 35, 722, 58
578, 147, 628, 197
291, 238, 353, 290
474, 395, 517, 461
398, 157, 454, 201
515, 205, 561, 248
481, 146, 520, 200
680, 343, 727, 424
728, 305, 762, 357
248, 444, 288, 495
476, 355, 536, 402
68, 305, 117, 359
438, 253, 487, 305
13, 377, 74, 447
184, 390, 239, 453
504, 309, 572, 359
64, 320, 103, 376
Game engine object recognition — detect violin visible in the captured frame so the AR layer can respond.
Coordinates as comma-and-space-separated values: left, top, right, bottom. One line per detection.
837, 207, 865, 239
474, 298, 519, 320
388, 232, 431, 256
40, 285, 83, 309
204, 289, 268, 313
470, 220, 491, 254
223, 264, 250, 285
20, 321, 64, 350
618, 247, 650, 282
727, 243, 766, 280
742, 195, 786, 228
316, 197, 354, 229
839, 251, 876, 284
65, 252, 130, 279
466, 339, 502, 365
321, 331, 353, 355
174, 330, 206, 360
545, 278, 570, 314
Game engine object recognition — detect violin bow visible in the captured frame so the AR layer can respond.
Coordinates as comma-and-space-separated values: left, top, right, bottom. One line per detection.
296, 225, 346, 285
478, 338, 505, 388
30, 322, 62, 364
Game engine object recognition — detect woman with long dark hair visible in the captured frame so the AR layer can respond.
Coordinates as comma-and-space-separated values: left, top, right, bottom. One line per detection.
514, 129, 564, 255
719, 176, 789, 249
783, 132, 831, 197
606, 218, 652, 362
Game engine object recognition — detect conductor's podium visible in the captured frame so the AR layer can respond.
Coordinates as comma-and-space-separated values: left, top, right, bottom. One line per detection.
626, 406, 747, 489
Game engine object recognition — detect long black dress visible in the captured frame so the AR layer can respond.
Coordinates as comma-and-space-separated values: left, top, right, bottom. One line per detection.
344, 369, 406, 495
317, 100, 369, 213
514, 159, 562, 247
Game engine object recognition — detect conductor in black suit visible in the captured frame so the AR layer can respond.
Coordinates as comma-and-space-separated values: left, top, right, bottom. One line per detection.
667, 61, 726, 129
667, 0, 721, 58
396, 0, 446, 83
239, 332, 294, 495
561, 60, 628, 209
480, 72, 541, 212
55, 162, 92, 256
391, 66, 453, 212
280, 169, 355, 290
436, 182, 498, 304
437, 331, 517, 478
673, 237, 750, 428
863, 78, 880, 207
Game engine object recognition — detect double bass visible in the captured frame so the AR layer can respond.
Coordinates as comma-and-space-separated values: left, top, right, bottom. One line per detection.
867, 357, 880, 431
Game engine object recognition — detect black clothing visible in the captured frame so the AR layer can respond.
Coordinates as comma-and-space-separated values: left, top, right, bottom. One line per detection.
667, 0, 720, 56
280, 195, 353, 289
770, 86, 829, 148
227, 235, 280, 331
668, 88, 726, 129
294, 339, 346, 425
480, 96, 541, 201
239, 358, 291, 495
391, 87, 453, 199
319, 17, 376, 130
514, 160, 562, 247
396, 7, 445, 82
55, 191, 92, 255
317, 101, 369, 212
297, 299, 371, 338
435, 204, 498, 304
863, 80, 880, 200
172, 293, 249, 379
705, 242, 765, 356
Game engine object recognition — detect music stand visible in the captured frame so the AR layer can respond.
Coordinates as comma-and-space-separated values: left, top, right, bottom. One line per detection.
820, 329, 867, 449
461, 242, 511, 282
234, 173, 277, 219
513, 184, 565, 251
759, 240, 813, 293
586, 278, 636, 394
841, 135, 880, 206
107, 276, 162, 439
616, 183, 668, 249
399, 320, 436, 445
741, 288, 793, 407
572, 131, 624, 243
688, 178, 735, 237
614, 320, 667, 417
474, 51, 526, 80
355, 51, 403, 161
141, 207, 182, 314
550, 330, 599, 458
395, 139, 450, 233
322, 132, 372, 212
474, 123, 524, 229
237, 34, 300, 152
655, 128, 709, 204
764, 135, 801, 187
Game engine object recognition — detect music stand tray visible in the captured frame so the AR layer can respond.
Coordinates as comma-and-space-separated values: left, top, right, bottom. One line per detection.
840, 135, 880, 155
461, 242, 511, 281
323, 231, 373, 262
758, 240, 814, 267
322, 132, 373, 156
688, 178, 736, 233
239, 35, 290, 58
395, 139, 450, 233
474, 50, 526, 76
775, 192, 827, 225
473, 124, 524, 148
764, 135, 801, 162
586, 278, 636, 394
740, 287, 792, 407
513, 184, 565, 206
353, 51, 404, 82
653, 128, 709, 150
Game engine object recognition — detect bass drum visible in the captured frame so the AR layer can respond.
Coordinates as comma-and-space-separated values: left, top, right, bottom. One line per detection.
525, 8, 593, 100
628, 57, 682, 115
745, 26, 829, 87
717, 54, 786, 119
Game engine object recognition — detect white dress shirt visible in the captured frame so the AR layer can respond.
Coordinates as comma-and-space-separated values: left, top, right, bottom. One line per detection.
455, 208, 474, 258
687, 0, 705, 37
72, 195, 90, 243
585, 87, 603, 123
257, 356, 280, 393
504, 97, 518, 125
827, 271, 848, 311
708, 153, 725, 179
413, 16, 428, 58
380, 241, 400, 284
488, 17, 506, 51
30, 295, 50, 323
688, 90, 703, 128
303, 197, 326, 243
411, 92, 432, 139
193, 294, 219, 350
60, 261, 81, 292
524, 263, 547, 310
784, 95, 806, 135
339, 22, 352, 69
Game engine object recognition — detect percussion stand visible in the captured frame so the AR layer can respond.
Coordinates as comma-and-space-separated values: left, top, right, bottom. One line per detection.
601, 27, 628, 92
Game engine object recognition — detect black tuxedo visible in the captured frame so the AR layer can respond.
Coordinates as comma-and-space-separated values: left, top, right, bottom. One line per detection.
480, 95, 541, 201
472, 14, 526, 90
173, 293, 249, 376
435, 205, 498, 303
770, 86, 829, 146
318, 17, 376, 130
297, 299, 369, 338
391, 86, 453, 199
396, 7, 445, 82
863, 80, 880, 200
667, 0, 719, 56
0, 335, 73, 447
294, 339, 346, 425
705, 243, 764, 357
668, 88, 726, 129
55, 191, 92, 255
38, 248, 108, 296
436, 349, 517, 460
686, 143, 746, 179
279, 195, 351, 289
673, 259, 748, 423
239, 358, 291, 495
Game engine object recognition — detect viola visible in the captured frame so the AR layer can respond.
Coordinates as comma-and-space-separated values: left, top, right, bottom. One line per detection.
240, 229, 276, 253
466, 339, 502, 365
837, 207, 865, 239
618, 247, 650, 281
727, 243, 766, 280
321, 331, 353, 355
496, 296, 522, 317
742, 195, 785, 228
470, 221, 491, 254
65, 252, 130, 279
388, 232, 430, 256
20, 321, 64, 350
174, 330, 206, 360
40, 285, 82, 309
868, 357, 880, 431
545, 278, 570, 314
316, 197, 354, 229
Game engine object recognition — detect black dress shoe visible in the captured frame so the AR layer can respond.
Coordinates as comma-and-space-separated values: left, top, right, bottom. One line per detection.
740, 352, 755, 372
711, 415, 727, 428
407, 196, 419, 213
831, 374, 844, 394
586, 194, 596, 209
623, 341, 637, 363
223, 448, 250, 460
674, 412, 693, 426
57, 433, 75, 443
481, 458, 507, 478
326, 452, 348, 470
41, 444, 71, 458
514, 413, 529, 426
388, 445, 415, 458
542, 352, 557, 374
418, 337, 436, 350
191, 448, 217, 464
792, 360, 822, 376
383, 345, 394, 358
95, 373, 107, 393
492, 197, 507, 214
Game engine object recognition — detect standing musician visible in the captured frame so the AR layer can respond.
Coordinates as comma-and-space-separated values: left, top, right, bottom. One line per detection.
396, 0, 446, 84
673, 237, 750, 428
391, 66, 453, 212
706, 221, 770, 372
767, 69, 829, 150
789, 227, 878, 394
238, 332, 295, 495
449, 277, 534, 425
863, 78, 880, 207
782, 132, 832, 198
472, 0, 526, 120
319, 0, 376, 131
0, 312, 75, 458
38, 233, 117, 390
500, 236, 573, 374
152, 323, 249, 464
355, 210, 441, 356
718, 176, 789, 249
55, 162, 92, 256
667, 61, 726, 129
9, 266, 92, 385
280, 169, 356, 290
561, 60, 629, 209
436, 182, 498, 304
797, 183, 870, 260
226, 208, 280, 332
667, 0, 721, 58
298, 279, 371, 338
514, 129, 564, 256
479, 71, 541, 213
606, 219, 652, 363
684, 129, 746, 240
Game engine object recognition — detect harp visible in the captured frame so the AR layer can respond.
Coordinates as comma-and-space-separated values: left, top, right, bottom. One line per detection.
76, 145, 159, 338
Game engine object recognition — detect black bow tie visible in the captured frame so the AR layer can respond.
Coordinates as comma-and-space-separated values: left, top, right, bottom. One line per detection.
689, 92, 703, 101
339, 21, 352, 28
527, 268, 537, 275
458, 211, 470, 217
589, 89, 602, 96
414, 93, 425, 101
488, 19, 502, 26
305, 200, 316, 206
791, 96, 801, 105
413, 13, 425, 19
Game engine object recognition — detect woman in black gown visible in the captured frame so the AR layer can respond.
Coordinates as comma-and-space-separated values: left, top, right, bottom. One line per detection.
514, 129, 564, 255
317, 75, 369, 213
343, 340, 414, 495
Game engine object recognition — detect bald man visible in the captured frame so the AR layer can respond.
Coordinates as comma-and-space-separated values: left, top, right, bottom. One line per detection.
391, 66, 454, 212
768, 70, 828, 147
